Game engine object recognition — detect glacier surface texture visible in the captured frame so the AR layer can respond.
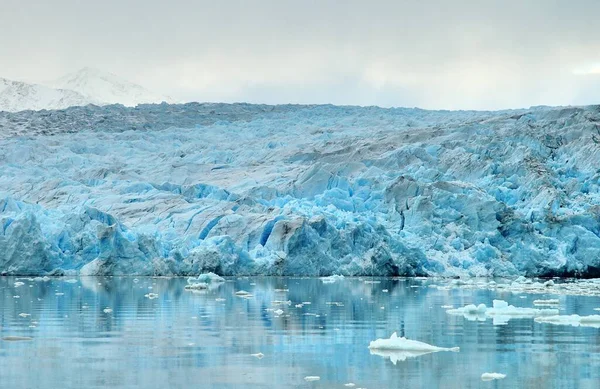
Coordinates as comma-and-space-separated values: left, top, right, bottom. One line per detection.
1, 103, 600, 276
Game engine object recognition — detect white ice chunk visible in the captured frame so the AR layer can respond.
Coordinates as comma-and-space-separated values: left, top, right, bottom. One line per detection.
447, 300, 558, 325
368, 332, 459, 364
533, 299, 559, 306
481, 373, 506, 381
535, 314, 600, 328
321, 275, 345, 283
304, 376, 320, 381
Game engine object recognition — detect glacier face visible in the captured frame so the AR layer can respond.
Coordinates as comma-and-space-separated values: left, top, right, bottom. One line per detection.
1, 103, 600, 276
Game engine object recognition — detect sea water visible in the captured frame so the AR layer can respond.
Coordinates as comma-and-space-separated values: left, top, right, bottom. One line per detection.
1, 277, 599, 388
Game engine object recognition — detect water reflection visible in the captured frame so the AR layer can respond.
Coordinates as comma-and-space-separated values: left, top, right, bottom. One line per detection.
1, 276, 600, 388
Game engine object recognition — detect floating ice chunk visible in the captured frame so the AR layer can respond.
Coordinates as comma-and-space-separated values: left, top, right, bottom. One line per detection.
304, 376, 320, 381
534, 314, 600, 328
235, 290, 252, 296
368, 332, 459, 364
18, 313, 30, 317
446, 303, 488, 321
369, 332, 459, 352
185, 282, 209, 290
382, 289, 389, 293
441, 305, 453, 309
63, 279, 78, 284
533, 299, 559, 306
274, 289, 289, 292
55, 292, 64, 296
215, 298, 226, 302
2, 336, 33, 341
188, 272, 225, 285
321, 275, 345, 283
274, 309, 284, 315
251, 352, 264, 359
103, 308, 113, 313
295, 304, 304, 308
481, 373, 506, 381
145, 293, 159, 299
272, 300, 291, 306
14, 281, 24, 287
13, 295, 20, 298
448, 300, 558, 325
344, 384, 355, 387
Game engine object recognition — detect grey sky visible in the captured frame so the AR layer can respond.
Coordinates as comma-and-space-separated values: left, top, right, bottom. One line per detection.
1, 0, 599, 109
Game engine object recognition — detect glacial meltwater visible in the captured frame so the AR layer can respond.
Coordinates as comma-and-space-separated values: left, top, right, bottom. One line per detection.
1, 276, 600, 388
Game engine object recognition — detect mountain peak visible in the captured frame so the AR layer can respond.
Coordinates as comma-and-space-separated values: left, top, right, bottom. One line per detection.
51, 68, 171, 106
0, 78, 93, 112
0, 68, 173, 112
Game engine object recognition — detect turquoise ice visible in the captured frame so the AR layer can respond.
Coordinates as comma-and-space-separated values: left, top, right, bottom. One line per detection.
1, 103, 599, 276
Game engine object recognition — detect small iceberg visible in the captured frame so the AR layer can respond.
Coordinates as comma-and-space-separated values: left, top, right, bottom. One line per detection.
368, 333, 459, 364
533, 299, 559, 306
185, 272, 225, 291
481, 372, 506, 381
447, 300, 558, 325
185, 282, 209, 290
251, 352, 264, 359
304, 376, 320, 381
534, 314, 600, 328
321, 275, 345, 283
145, 293, 159, 299
188, 272, 225, 284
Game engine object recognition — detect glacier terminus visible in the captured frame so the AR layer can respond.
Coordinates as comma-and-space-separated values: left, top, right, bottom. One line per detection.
1, 103, 600, 277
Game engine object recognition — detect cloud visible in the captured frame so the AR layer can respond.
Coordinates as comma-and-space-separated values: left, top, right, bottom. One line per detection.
1, 0, 599, 109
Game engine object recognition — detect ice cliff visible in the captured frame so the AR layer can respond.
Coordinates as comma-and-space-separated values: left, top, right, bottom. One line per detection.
1, 103, 600, 276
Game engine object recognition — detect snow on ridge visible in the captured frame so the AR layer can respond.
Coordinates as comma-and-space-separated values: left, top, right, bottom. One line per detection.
0, 68, 170, 112
0, 103, 600, 276
0, 77, 95, 112
50, 67, 171, 107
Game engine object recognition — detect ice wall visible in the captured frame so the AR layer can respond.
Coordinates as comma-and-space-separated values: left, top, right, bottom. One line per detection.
1, 103, 599, 276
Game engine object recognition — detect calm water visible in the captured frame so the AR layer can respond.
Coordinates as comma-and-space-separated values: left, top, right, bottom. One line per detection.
1, 276, 600, 388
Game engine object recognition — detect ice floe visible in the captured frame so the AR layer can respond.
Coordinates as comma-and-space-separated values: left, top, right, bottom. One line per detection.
534, 314, 600, 328
447, 300, 558, 325
481, 373, 506, 381
368, 332, 459, 364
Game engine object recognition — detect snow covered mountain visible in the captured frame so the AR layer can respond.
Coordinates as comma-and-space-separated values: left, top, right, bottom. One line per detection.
0, 78, 95, 112
1, 103, 600, 277
0, 68, 170, 112
50, 67, 171, 107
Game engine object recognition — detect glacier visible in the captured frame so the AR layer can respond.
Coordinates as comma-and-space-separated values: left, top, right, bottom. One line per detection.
1, 103, 600, 276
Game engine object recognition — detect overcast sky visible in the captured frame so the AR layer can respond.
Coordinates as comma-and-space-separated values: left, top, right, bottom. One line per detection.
1, 0, 599, 110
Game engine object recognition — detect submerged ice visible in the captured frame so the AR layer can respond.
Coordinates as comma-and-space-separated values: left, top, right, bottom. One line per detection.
1, 103, 600, 276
